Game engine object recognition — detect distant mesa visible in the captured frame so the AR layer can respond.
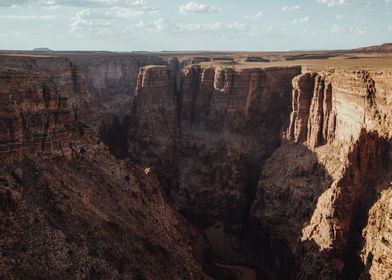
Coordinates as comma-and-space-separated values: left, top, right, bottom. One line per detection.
32, 47, 53, 52
244, 56, 270, 62
353, 43, 392, 53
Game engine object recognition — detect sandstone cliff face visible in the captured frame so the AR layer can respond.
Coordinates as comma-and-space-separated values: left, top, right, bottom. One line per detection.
286, 70, 392, 148
66, 54, 166, 156
251, 69, 392, 279
361, 181, 392, 280
131, 65, 178, 171
3, 51, 392, 279
67, 54, 164, 100
0, 54, 87, 108
130, 64, 301, 262
0, 67, 73, 164
0, 55, 212, 279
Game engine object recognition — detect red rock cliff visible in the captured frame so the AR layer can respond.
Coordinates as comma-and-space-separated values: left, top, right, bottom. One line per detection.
0, 55, 211, 279
0, 67, 73, 164
130, 64, 301, 263
252, 69, 392, 279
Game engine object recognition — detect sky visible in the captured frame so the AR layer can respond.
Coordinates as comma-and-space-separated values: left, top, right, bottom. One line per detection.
0, 0, 391, 51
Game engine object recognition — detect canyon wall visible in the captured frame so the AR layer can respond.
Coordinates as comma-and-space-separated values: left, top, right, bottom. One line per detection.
0, 55, 212, 279
130, 64, 301, 263
67, 53, 164, 100
0, 62, 77, 164
2, 51, 392, 279
131, 63, 392, 279
251, 70, 392, 279
0, 54, 87, 110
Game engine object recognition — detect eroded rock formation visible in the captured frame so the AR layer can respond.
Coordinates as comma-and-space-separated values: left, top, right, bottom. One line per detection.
130, 64, 301, 264
252, 70, 392, 279
0, 55, 212, 279
1, 50, 392, 280
130, 64, 392, 279
0, 67, 73, 164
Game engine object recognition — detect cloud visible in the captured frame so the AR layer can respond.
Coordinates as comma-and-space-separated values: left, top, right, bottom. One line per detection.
330, 23, 345, 32
330, 23, 367, 34
135, 18, 176, 32
115, 6, 157, 18
0, 14, 57, 19
292, 16, 310, 24
132, 16, 249, 36
282, 5, 301, 12
318, 0, 352, 6
40, 0, 156, 9
243, 11, 263, 20
350, 26, 367, 34
179, 1, 220, 14
336, 14, 344, 19
0, 0, 28, 7
177, 21, 245, 33
389, 24, 392, 30
69, 8, 113, 34
67, 1, 158, 34
317, 0, 372, 7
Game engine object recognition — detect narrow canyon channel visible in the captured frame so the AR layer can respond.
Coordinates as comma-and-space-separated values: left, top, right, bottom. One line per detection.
215, 263, 257, 280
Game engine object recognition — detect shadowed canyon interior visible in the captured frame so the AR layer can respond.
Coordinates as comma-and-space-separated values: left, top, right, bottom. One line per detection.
0, 50, 391, 280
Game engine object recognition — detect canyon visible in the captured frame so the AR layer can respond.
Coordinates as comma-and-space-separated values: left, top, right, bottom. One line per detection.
0, 49, 391, 280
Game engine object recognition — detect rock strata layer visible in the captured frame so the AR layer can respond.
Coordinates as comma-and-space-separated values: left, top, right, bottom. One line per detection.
0, 67, 73, 164
252, 70, 392, 279
0, 55, 211, 279
131, 64, 392, 279
130, 64, 302, 263
2, 51, 392, 280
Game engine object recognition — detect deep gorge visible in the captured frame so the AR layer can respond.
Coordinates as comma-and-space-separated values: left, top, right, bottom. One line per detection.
0, 52, 391, 280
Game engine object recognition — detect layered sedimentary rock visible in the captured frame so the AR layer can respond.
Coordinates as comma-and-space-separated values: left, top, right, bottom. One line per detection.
0, 54, 87, 110
67, 53, 164, 100
251, 70, 392, 279
130, 64, 301, 262
131, 66, 178, 170
0, 67, 73, 164
286, 70, 392, 148
0, 148, 210, 279
3, 50, 392, 279
0, 55, 212, 279
361, 181, 392, 280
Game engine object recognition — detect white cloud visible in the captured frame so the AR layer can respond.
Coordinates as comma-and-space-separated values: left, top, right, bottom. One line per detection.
179, 1, 220, 14
317, 0, 367, 6
318, 0, 373, 9
0, 0, 28, 7
243, 11, 263, 20
330, 24, 344, 32
40, 0, 157, 9
115, 6, 156, 18
336, 14, 344, 19
172, 21, 245, 33
318, 0, 352, 6
330, 23, 367, 34
352, 26, 367, 34
67, 1, 158, 34
140, 18, 176, 32
177, 22, 224, 32
0, 14, 57, 19
292, 16, 310, 24
388, 24, 392, 30
69, 8, 113, 34
282, 5, 301, 12
133, 17, 247, 34
386, 0, 392, 3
